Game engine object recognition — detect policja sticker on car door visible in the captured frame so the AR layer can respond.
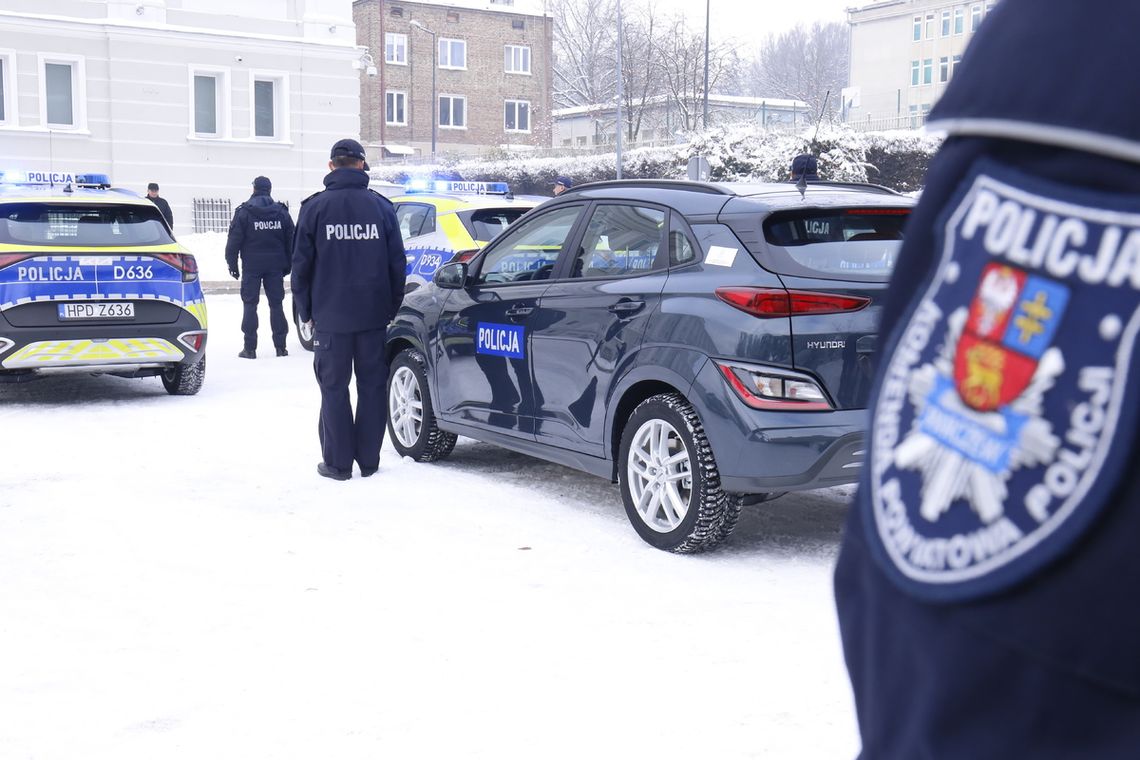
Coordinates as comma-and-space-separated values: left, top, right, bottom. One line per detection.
866, 160, 1140, 602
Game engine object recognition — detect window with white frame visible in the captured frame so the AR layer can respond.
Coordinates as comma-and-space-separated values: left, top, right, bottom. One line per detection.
925, 12, 934, 39
439, 38, 467, 69
190, 67, 228, 137
386, 91, 406, 125
922, 58, 933, 85
39, 55, 86, 129
954, 7, 965, 34
939, 56, 949, 83
439, 94, 466, 128
0, 52, 14, 125
504, 99, 529, 132
940, 10, 950, 36
952, 54, 963, 76
971, 4, 983, 31
386, 33, 407, 65
910, 60, 920, 87
251, 73, 287, 139
912, 15, 921, 41
504, 45, 531, 74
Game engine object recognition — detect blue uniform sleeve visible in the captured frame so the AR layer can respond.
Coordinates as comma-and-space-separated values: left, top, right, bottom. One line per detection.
282, 208, 296, 275
291, 200, 317, 324
224, 206, 244, 270
384, 203, 406, 320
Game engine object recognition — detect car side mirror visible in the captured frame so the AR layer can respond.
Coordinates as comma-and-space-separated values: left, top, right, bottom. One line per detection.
433, 261, 468, 289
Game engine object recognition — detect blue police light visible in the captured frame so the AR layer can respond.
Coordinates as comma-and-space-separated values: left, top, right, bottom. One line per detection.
404, 178, 432, 193
75, 173, 112, 188
0, 169, 27, 184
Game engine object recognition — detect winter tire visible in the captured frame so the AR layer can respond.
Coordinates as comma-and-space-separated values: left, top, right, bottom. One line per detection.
618, 392, 731, 553
293, 298, 314, 352
162, 356, 205, 396
387, 348, 457, 462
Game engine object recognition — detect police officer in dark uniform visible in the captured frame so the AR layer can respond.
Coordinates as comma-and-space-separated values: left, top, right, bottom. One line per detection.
225, 176, 295, 358
835, 1, 1140, 756
291, 139, 406, 481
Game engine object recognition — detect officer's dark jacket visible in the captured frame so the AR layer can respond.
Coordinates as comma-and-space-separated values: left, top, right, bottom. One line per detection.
224, 193, 295, 275
836, 1, 1140, 757
290, 167, 406, 333
148, 195, 173, 227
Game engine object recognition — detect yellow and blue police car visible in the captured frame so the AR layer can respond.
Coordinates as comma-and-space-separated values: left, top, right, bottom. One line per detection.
0, 170, 207, 394
390, 180, 545, 290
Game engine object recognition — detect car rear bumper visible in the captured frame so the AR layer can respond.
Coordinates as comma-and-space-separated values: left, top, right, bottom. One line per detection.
0, 308, 206, 373
690, 359, 867, 494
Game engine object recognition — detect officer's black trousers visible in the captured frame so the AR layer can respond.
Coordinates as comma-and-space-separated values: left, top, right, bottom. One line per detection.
240, 270, 288, 351
312, 328, 388, 473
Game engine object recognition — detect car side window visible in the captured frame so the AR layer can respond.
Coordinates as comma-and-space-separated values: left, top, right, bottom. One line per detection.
571, 204, 665, 279
474, 205, 582, 286
395, 203, 436, 239
669, 222, 697, 266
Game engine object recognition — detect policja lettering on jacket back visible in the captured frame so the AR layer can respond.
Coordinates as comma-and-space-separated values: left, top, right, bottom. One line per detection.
325, 223, 380, 240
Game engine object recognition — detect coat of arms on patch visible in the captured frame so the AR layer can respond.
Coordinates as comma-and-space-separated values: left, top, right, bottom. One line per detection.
867, 162, 1140, 600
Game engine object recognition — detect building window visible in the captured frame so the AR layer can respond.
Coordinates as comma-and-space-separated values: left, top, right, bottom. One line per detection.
439, 94, 466, 128
952, 54, 963, 76
190, 66, 228, 137
439, 38, 467, 69
922, 58, 933, 85
390, 6, 403, 17
251, 73, 287, 139
971, 4, 983, 32
504, 45, 531, 74
386, 90, 406, 125
910, 60, 920, 87
386, 33, 407, 65
0, 52, 14, 126
954, 7, 965, 34
446, 11, 459, 22
912, 15, 921, 41
504, 99, 530, 132
39, 55, 86, 129
939, 56, 949, 83
940, 10, 951, 36
925, 12, 934, 39
512, 19, 525, 30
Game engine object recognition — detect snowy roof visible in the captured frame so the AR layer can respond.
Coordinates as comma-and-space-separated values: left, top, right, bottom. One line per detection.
391, 0, 551, 19
553, 95, 809, 119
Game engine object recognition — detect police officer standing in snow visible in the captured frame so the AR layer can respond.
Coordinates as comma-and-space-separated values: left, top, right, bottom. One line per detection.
291, 139, 406, 481
225, 176, 295, 358
835, 0, 1140, 756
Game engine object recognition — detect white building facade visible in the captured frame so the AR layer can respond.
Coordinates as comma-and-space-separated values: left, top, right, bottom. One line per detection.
845, 0, 999, 131
0, 0, 364, 233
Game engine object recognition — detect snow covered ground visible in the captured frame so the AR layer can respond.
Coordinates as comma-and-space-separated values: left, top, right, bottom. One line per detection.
0, 281, 861, 758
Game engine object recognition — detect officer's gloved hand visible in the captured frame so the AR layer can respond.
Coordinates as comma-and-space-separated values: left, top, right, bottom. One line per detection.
229, 268, 240, 280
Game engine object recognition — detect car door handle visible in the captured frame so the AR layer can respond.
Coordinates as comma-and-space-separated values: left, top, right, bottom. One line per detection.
505, 305, 534, 318
608, 299, 645, 316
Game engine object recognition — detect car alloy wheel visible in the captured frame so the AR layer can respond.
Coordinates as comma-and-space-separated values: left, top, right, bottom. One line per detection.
389, 365, 424, 450
626, 418, 694, 533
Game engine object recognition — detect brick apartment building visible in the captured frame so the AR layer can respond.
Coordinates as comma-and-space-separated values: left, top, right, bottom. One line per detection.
353, 0, 554, 160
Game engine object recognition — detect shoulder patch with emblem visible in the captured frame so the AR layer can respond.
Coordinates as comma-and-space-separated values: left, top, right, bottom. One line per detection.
866, 161, 1140, 601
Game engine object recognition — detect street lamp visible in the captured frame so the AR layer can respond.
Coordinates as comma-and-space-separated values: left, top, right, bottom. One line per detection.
409, 19, 438, 160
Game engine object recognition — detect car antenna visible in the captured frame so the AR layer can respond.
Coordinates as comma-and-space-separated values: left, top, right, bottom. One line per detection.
798, 89, 831, 200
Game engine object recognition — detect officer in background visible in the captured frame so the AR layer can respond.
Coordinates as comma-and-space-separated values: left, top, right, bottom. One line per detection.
552, 176, 573, 195
835, 1, 1140, 756
789, 154, 819, 181
291, 139, 407, 481
146, 182, 173, 227
225, 176, 295, 358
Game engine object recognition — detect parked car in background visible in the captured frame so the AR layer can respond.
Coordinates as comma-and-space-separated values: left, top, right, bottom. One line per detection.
384, 178, 913, 552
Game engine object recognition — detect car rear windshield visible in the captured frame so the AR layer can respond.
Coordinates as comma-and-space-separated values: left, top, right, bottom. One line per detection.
761, 208, 909, 280
463, 208, 531, 242
0, 203, 175, 247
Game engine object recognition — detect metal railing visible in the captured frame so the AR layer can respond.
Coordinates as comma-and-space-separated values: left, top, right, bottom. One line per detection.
191, 198, 233, 233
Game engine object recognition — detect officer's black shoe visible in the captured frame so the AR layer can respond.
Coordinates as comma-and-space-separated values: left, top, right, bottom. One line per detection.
276, 347, 288, 357
238, 348, 256, 359
360, 467, 378, 478
317, 462, 351, 481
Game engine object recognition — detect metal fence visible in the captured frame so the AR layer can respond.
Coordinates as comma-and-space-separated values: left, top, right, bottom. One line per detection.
846, 114, 930, 133
192, 198, 233, 233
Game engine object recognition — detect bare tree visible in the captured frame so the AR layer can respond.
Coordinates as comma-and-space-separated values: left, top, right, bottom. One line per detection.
617, 3, 661, 143
654, 16, 742, 134
553, 0, 619, 109
747, 22, 849, 120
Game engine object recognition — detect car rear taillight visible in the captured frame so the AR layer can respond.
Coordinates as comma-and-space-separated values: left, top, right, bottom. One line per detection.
450, 249, 480, 264
0, 253, 33, 270
715, 361, 832, 411
178, 331, 206, 352
153, 253, 200, 282
715, 287, 870, 318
